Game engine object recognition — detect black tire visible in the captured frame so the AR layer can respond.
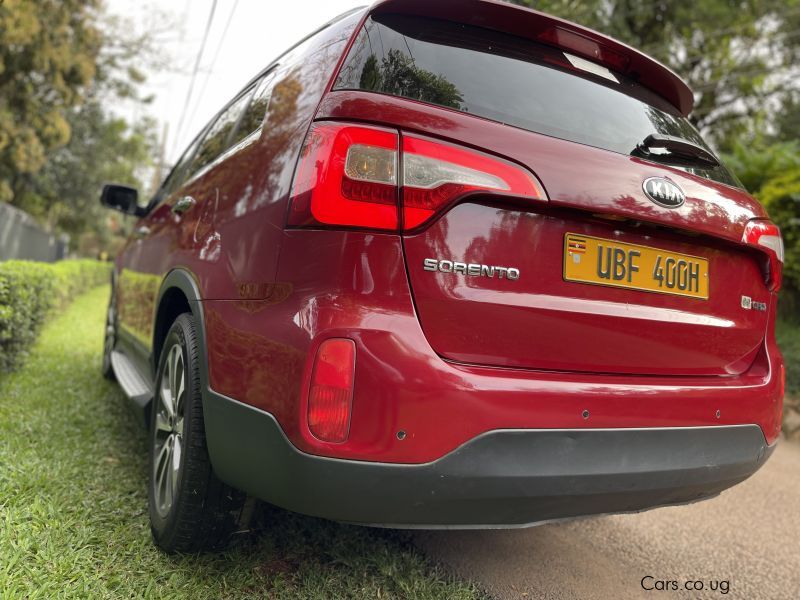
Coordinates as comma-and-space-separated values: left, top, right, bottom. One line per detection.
101, 285, 117, 381
148, 313, 252, 553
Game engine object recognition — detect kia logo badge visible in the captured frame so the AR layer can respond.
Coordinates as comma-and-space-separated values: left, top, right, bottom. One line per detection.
643, 177, 685, 208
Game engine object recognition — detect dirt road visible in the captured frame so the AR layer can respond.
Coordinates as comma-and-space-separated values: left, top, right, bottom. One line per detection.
416, 439, 800, 600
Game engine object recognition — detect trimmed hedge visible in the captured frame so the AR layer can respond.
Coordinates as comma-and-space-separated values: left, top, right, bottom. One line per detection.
0, 259, 111, 373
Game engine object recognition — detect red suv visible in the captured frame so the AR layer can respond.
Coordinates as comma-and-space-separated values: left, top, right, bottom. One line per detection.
100, 0, 784, 553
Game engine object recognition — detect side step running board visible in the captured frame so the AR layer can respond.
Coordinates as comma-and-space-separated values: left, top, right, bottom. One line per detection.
110, 350, 152, 428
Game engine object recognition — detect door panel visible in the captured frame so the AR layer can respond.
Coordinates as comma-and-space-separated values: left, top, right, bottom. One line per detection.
116, 200, 187, 378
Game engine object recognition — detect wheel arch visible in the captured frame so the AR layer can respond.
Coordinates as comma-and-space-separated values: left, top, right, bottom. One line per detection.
152, 269, 206, 372
151, 269, 224, 467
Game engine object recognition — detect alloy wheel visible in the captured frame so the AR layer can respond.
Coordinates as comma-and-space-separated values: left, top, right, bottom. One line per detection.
153, 344, 186, 517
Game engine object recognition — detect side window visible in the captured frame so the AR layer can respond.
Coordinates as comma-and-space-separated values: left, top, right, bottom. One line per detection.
188, 86, 255, 176
150, 133, 203, 207
235, 71, 277, 142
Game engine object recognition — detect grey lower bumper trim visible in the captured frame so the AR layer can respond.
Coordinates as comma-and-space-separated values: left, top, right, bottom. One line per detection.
203, 391, 773, 528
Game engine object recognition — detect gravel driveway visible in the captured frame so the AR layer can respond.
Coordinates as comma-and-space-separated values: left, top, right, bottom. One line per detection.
416, 439, 800, 600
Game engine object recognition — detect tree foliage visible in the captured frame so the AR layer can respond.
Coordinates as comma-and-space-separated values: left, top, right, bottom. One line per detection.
0, 0, 101, 203
16, 101, 156, 253
0, 0, 158, 254
773, 95, 800, 144
509, 0, 800, 150
724, 141, 800, 194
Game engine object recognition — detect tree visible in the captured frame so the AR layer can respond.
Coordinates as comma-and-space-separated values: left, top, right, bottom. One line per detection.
724, 140, 800, 194
509, 0, 800, 150
15, 101, 156, 253
772, 94, 800, 144
0, 0, 161, 254
0, 0, 101, 204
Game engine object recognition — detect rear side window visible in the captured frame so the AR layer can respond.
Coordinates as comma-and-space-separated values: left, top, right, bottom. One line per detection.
189, 86, 255, 175
237, 72, 277, 138
151, 134, 203, 207
334, 15, 739, 188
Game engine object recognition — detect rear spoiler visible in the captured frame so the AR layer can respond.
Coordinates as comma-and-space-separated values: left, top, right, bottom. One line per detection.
369, 0, 694, 116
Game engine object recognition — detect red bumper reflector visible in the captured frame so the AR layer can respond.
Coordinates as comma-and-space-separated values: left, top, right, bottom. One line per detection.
307, 338, 356, 443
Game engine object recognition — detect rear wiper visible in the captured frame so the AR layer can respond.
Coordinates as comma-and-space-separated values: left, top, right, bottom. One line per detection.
631, 134, 720, 169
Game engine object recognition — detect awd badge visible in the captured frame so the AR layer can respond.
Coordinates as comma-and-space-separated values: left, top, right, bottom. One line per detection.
741, 296, 767, 312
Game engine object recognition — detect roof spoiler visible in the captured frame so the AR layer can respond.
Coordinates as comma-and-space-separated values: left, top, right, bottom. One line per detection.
369, 0, 694, 116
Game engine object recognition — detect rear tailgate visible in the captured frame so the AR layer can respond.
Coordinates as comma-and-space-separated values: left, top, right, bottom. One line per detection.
403, 198, 768, 376
324, 1, 772, 376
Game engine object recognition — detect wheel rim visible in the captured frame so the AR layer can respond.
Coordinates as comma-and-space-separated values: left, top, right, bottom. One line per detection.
153, 344, 186, 517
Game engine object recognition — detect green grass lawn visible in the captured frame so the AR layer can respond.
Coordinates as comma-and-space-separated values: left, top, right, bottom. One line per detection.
0, 287, 478, 599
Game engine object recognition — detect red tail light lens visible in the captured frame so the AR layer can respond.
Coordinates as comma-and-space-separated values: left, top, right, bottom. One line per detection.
288, 124, 399, 230
402, 135, 546, 229
288, 122, 546, 231
742, 219, 784, 291
307, 338, 356, 443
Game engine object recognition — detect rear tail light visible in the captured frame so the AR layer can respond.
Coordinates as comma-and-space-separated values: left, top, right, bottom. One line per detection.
402, 135, 545, 229
288, 124, 399, 230
288, 122, 546, 231
307, 338, 355, 443
742, 219, 784, 292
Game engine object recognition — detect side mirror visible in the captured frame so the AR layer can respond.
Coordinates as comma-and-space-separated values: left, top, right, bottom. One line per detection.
100, 184, 144, 217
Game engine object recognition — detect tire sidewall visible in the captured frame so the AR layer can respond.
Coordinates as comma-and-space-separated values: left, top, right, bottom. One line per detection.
148, 314, 201, 541
101, 286, 117, 379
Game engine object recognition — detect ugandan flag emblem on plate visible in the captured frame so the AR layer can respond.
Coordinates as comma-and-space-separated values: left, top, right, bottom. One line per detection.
567, 236, 586, 263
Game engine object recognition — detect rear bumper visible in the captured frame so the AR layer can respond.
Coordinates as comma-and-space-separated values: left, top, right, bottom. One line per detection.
205, 390, 774, 527
205, 231, 783, 464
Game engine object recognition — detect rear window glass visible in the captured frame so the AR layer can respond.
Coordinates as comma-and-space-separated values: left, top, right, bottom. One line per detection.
334, 15, 740, 188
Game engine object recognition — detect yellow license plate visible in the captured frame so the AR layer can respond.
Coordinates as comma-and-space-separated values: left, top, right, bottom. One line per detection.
563, 233, 709, 299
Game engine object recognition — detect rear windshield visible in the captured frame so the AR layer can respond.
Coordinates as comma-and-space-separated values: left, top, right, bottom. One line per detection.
334, 15, 740, 188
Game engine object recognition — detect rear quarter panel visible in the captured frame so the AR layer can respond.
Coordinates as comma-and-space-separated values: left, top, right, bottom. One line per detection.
115, 11, 363, 366
197, 12, 364, 301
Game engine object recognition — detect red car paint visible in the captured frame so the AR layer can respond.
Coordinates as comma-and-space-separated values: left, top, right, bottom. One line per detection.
114, 0, 783, 474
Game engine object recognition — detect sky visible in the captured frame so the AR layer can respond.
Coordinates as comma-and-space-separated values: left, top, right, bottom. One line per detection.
106, 0, 366, 163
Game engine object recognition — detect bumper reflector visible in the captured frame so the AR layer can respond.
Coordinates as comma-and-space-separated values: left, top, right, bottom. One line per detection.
307, 338, 356, 443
